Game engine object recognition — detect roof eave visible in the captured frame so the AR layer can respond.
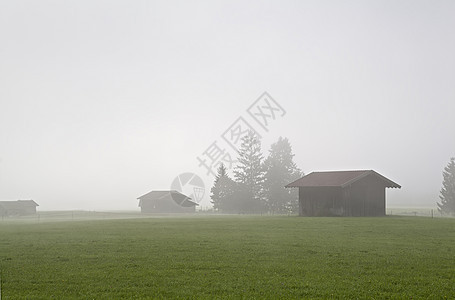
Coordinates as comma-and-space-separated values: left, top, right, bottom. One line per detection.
285, 172, 314, 188
386, 184, 401, 189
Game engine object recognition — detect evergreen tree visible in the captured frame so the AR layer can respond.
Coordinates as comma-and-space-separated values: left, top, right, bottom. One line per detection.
437, 157, 455, 215
210, 163, 237, 213
263, 137, 302, 214
233, 131, 265, 213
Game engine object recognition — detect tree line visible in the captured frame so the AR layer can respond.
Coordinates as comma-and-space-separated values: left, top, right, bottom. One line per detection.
210, 131, 302, 214
210, 133, 455, 216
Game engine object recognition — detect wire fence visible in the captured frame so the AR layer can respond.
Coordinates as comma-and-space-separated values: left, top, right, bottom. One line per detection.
387, 208, 452, 218
0, 209, 453, 223
0, 211, 150, 223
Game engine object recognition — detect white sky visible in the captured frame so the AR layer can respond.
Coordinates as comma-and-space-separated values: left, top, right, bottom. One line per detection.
1, 0, 454, 210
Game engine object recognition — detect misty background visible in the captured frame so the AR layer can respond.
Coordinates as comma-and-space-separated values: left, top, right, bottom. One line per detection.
1, 1, 454, 211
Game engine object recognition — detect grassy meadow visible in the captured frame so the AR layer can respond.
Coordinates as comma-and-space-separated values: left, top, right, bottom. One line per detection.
0, 215, 454, 299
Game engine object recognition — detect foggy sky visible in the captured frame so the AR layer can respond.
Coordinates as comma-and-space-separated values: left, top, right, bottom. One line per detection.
1, 0, 454, 210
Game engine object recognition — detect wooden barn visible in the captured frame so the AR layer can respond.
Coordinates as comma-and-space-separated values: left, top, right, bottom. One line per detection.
0, 200, 39, 216
137, 190, 198, 213
285, 170, 400, 217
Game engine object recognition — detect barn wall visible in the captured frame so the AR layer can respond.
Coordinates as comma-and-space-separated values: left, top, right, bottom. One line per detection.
297, 174, 389, 217
347, 174, 386, 216
21, 205, 37, 215
0, 204, 37, 216
299, 187, 343, 216
140, 196, 195, 213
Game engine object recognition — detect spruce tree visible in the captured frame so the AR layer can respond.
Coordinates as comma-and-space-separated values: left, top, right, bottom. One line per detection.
210, 163, 236, 213
263, 137, 302, 214
233, 131, 265, 213
437, 157, 455, 215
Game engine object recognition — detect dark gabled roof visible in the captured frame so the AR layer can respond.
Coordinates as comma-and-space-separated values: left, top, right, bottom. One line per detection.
137, 190, 198, 207
0, 200, 39, 209
285, 170, 401, 189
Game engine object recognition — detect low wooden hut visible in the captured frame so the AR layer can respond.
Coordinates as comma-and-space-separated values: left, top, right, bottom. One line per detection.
0, 200, 39, 216
137, 190, 198, 213
285, 170, 400, 216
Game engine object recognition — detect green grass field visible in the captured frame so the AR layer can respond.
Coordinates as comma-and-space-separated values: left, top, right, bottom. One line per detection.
1, 215, 454, 299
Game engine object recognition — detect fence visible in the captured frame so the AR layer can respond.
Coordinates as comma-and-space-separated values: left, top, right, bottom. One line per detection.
387, 208, 452, 218
0, 210, 149, 223
1, 209, 453, 223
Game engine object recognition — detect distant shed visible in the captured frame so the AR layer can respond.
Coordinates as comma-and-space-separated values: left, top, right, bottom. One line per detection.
137, 190, 198, 213
285, 170, 400, 216
0, 200, 39, 216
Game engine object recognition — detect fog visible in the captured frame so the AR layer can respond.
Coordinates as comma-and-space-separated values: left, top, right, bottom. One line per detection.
1, 1, 454, 211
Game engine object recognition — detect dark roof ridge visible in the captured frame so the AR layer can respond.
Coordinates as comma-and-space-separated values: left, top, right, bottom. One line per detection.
137, 190, 192, 200
0, 200, 39, 206
286, 170, 401, 188
136, 190, 198, 207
